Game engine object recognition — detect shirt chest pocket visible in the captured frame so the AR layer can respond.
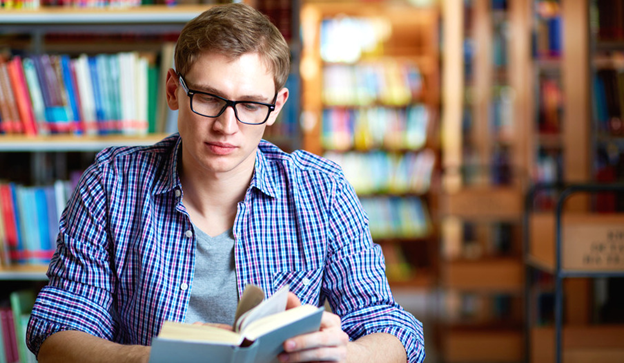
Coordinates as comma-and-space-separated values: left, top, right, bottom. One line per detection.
272, 268, 324, 306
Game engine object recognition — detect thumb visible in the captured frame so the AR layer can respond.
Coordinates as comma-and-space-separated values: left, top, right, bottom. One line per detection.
286, 292, 302, 309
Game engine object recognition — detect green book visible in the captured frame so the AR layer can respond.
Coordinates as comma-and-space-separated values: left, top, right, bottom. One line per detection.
10, 290, 36, 363
147, 65, 159, 135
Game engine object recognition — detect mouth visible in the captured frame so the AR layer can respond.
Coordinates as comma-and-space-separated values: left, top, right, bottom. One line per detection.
205, 141, 237, 155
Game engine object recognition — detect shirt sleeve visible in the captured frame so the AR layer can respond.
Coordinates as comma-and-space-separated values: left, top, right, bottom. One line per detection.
27, 162, 117, 357
322, 176, 425, 363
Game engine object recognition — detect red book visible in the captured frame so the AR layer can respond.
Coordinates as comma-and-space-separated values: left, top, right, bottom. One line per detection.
0, 307, 19, 363
0, 184, 21, 263
7, 57, 37, 136
0, 62, 22, 134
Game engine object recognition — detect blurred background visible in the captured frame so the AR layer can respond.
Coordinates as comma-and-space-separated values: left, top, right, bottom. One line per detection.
1, 0, 624, 362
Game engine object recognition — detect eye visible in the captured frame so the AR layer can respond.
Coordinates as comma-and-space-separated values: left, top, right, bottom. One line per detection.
196, 94, 221, 104
240, 102, 262, 112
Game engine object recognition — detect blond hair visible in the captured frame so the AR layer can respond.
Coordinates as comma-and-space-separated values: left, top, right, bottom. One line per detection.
175, 3, 291, 91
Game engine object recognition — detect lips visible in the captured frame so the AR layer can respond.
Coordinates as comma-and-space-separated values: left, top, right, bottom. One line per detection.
205, 141, 237, 155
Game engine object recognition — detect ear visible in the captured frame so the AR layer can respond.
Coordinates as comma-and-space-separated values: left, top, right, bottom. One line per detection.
165, 68, 180, 111
265, 87, 289, 126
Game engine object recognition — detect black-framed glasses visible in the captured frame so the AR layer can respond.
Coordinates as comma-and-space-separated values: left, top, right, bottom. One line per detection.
178, 74, 277, 125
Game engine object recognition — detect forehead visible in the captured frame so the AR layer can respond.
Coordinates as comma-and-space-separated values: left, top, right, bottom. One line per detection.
185, 51, 275, 95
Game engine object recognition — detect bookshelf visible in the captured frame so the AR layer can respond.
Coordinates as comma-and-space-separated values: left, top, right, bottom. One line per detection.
440, 0, 531, 361
0, 2, 302, 279
300, 1, 440, 291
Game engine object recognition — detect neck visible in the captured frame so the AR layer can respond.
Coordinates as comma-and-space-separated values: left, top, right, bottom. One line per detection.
179, 147, 255, 233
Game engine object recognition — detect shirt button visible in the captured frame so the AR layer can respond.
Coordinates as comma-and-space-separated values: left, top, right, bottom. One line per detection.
185, 230, 193, 238
302, 278, 311, 286
175, 189, 181, 197
180, 283, 188, 291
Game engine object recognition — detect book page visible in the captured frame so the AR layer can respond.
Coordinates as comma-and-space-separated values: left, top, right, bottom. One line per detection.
233, 284, 265, 327
235, 285, 289, 333
158, 321, 243, 346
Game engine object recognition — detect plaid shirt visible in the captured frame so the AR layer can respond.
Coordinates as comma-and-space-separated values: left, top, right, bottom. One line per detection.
27, 134, 425, 362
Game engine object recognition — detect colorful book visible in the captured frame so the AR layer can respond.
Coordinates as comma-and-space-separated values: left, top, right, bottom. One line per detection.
0, 184, 23, 264
74, 55, 97, 136
0, 62, 22, 134
22, 57, 48, 136
34, 187, 53, 262
10, 290, 36, 363
0, 307, 18, 363
6, 56, 37, 136
60, 55, 81, 135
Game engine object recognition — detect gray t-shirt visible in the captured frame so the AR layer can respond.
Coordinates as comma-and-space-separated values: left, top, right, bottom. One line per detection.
184, 226, 238, 325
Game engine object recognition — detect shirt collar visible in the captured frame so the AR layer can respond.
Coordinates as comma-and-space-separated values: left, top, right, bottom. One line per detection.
153, 134, 183, 195
250, 143, 281, 199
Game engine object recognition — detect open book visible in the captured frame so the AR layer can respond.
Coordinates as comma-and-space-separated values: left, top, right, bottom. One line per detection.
148, 285, 324, 363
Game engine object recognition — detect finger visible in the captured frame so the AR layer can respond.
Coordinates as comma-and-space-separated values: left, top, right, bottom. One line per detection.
278, 346, 347, 362
286, 292, 302, 309
284, 328, 349, 352
319, 312, 341, 329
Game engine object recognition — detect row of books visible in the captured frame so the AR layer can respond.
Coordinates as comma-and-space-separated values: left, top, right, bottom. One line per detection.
0, 0, 228, 8
0, 291, 36, 363
537, 75, 563, 134
320, 16, 388, 64
360, 196, 430, 240
0, 52, 157, 137
594, 68, 624, 136
445, 291, 520, 325
595, 0, 624, 41
0, 181, 72, 267
322, 61, 424, 107
533, 1, 562, 58
321, 105, 429, 151
460, 145, 514, 186
324, 149, 435, 196
442, 219, 518, 260
380, 243, 414, 283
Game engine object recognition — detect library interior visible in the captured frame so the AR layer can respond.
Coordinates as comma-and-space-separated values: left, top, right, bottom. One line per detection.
0, 0, 623, 362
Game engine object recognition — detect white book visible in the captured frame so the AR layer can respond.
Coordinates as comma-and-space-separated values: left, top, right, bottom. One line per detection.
74, 55, 97, 136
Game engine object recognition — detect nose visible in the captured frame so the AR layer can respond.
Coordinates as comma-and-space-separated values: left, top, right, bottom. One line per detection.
212, 104, 239, 134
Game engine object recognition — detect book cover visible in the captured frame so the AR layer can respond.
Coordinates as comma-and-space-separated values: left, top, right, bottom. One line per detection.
0, 62, 15, 135
0, 184, 23, 264
88, 56, 106, 133
43, 185, 59, 252
60, 55, 81, 135
6, 57, 37, 136
22, 57, 49, 136
49, 55, 72, 131
0, 307, 18, 363
15, 187, 37, 264
0, 191, 6, 267
0, 62, 23, 134
69, 59, 84, 135
9, 291, 36, 363
75, 55, 97, 136
149, 285, 323, 363
34, 187, 53, 262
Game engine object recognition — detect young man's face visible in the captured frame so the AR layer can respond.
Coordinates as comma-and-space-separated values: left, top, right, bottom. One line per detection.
166, 51, 288, 178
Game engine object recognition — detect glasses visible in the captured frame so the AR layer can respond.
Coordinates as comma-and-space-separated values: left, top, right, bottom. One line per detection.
178, 74, 276, 125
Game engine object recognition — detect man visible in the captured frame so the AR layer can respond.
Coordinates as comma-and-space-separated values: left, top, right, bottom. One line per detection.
27, 4, 424, 363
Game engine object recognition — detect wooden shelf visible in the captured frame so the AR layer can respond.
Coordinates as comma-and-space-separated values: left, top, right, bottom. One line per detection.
444, 327, 523, 363
0, 133, 171, 152
0, 264, 48, 281
531, 325, 624, 363
440, 186, 524, 221
0, 5, 213, 24
443, 257, 524, 292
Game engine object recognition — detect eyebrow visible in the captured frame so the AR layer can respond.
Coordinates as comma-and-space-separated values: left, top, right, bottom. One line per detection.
187, 82, 273, 103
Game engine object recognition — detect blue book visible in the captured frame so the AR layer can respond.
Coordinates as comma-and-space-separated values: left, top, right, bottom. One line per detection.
60, 55, 81, 133
108, 54, 122, 132
96, 55, 112, 131
548, 16, 562, 56
44, 185, 59, 252
88, 56, 106, 132
34, 188, 51, 256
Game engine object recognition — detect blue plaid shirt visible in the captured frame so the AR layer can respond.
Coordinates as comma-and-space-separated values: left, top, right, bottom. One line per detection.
27, 134, 425, 362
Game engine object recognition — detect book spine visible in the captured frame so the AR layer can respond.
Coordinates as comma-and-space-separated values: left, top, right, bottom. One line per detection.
22, 58, 49, 136
0, 63, 22, 134
7, 57, 37, 136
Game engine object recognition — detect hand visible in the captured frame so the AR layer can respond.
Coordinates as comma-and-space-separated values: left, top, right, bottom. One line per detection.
279, 293, 349, 362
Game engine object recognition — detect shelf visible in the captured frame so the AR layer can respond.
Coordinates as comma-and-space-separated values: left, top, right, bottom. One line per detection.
531, 325, 624, 363
441, 186, 524, 221
388, 270, 434, 291
0, 133, 171, 152
0, 264, 48, 281
528, 212, 624, 273
444, 327, 523, 363
443, 258, 523, 293
0, 5, 213, 24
